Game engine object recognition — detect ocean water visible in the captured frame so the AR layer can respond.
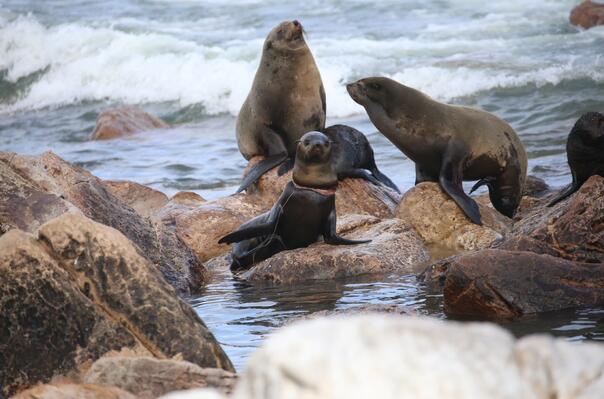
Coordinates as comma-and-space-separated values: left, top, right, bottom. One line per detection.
1, 0, 603, 370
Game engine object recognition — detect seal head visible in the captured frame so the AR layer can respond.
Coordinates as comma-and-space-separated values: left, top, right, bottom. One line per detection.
293, 131, 338, 189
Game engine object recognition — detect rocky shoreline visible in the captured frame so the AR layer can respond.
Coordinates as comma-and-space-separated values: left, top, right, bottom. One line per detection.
2, 107, 604, 398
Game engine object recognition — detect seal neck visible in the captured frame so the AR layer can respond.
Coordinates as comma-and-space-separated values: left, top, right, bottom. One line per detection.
291, 180, 337, 196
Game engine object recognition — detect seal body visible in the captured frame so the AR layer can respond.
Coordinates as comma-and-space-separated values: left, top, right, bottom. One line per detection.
322, 124, 399, 192
548, 112, 604, 206
219, 132, 369, 272
236, 20, 326, 192
347, 77, 527, 224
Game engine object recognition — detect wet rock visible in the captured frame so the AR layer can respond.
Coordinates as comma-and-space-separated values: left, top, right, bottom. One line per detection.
570, 0, 604, 29
289, 304, 417, 325
396, 182, 511, 255
244, 156, 402, 218
90, 106, 168, 140
438, 250, 604, 318
231, 315, 604, 399
240, 214, 429, 285
522, 175, 550, 197
500, 175, 604, 262
83, 356, 236, 398
12, 383, 136, 399
0, 213, 233, 396
0, 151, 203, 292
104, 180, 168, 218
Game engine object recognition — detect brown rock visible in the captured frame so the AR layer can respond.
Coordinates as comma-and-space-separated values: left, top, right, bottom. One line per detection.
12, 383, 136, 399
396, 182, 511, 255
0, 152, 203, 292
90, 106, 168, 140
0, 213, 233, 396
104, 180, 168, 218
241, 215, 429, 285
170, 191, 206, 206
500, 175, 604, 262
522, 175, 550, 197
83, 356, 237, 398
570, 0, 604, 29
441, 250, 604, 319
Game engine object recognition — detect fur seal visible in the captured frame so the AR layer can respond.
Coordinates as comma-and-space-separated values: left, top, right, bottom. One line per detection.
347, 77, 527, 225
236, 20, 326, 192
548, 112, 604, 206
322, 124, 399, 192
219, 131, 370, 272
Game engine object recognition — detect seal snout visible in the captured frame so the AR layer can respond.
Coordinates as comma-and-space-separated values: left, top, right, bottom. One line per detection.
346, 80, 365, 103
287, 20, 304, 41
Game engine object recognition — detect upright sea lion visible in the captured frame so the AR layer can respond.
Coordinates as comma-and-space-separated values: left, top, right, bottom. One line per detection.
347, 77, 527, 225
219, 131, 370, 272
323, 124, 399, 192
548, 112, 604, 206
236, 20, 326, 192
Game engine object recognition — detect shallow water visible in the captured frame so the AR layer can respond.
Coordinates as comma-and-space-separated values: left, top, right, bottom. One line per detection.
1, 0, 603, 370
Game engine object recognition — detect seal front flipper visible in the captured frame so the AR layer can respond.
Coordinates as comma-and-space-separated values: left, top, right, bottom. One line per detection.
322, 210, 371, 245
469, 177, 496, 194
218, 222, 276, 244
439, 145, 482, 225
547, 182, 578, 207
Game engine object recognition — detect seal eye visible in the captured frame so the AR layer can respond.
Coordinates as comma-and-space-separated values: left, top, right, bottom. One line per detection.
370, 83, 382, 91
304, 140, 311, 146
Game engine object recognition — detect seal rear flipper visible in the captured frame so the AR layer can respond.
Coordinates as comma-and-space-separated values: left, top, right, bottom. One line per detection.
237, 153, 288, 193
547, 183, 578, 207
369, 163, 400, 193
338, 168, 382, 187
230, 236, 286, 272
439, 148, 482, 225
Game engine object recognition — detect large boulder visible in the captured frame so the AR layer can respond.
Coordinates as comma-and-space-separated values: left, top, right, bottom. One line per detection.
570, 0, 604, 29
499, 175, 604, 263
240, 214, 429, 285
0, 213, 233, 397
439, 250, 604, 318
230, 315, 604, 399
0, 152, 203, 292
103, 180, 169, 219
83, 356, 237, 398
90, 106, 169, 140
396, 182, 511, 255
12, 383, 136, 399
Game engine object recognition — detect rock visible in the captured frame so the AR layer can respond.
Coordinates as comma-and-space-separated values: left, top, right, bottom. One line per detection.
170, 191, 206, 206
289, 304, 417, 325
522, 175, 550, 197
104, 180, 168, 218
396, 182, 511, 255
0, 213, 233, 396
436, 250, 604, 318
245, 156, 402, 218
90, 106, 168, 140
175, 194, 265, 262
570, 0, 604, 29
0, 152, 203, 292
500, 175, 604, 262
241, 214, 429, 285
83, 356, 236, 398
231, 315, 604, 399
12, 383, 136, 399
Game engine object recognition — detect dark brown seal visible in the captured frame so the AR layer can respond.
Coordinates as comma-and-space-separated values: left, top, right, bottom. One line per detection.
548, 111, 604, 206
236, 20, 325, 192
219, 131, 370, 272
347, 77, 527, 225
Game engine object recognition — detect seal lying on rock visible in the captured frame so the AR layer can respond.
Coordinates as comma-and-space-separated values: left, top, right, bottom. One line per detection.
548, 112, 604, 206
322, 124, 399, 192
219, 131, 370, 272
347, 77, 527, 225
236, 20, 326, 193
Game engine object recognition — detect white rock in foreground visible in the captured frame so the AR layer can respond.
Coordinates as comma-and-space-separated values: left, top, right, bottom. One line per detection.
230, 316, 604, 399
